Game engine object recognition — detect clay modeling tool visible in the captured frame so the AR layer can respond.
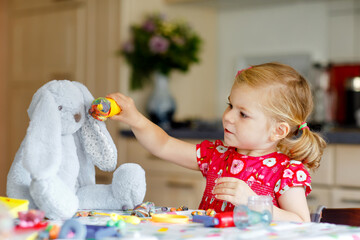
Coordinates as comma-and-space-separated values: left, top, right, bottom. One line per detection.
151, 214, 189, 224
89, 97, 121, 121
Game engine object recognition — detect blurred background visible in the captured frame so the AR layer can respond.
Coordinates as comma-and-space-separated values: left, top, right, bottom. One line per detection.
1, 0, 360, 209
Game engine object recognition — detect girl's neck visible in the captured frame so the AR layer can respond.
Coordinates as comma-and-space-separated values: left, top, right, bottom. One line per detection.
236, 147, 278, 157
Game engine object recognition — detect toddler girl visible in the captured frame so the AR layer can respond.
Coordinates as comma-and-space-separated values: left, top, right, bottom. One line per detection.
108, 62, 326, 222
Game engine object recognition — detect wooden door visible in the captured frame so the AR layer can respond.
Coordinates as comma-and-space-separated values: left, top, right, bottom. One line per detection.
4, 0, 121, 196
8, 1, 88, 178
0, 0, 10, 196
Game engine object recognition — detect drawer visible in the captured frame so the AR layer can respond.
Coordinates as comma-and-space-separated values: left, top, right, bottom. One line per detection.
311, 146, 335, 185
125, 139, 201, 176
307, 187, 332, 212
144, 171, 206, 209
12, 0, 84, 11
332, 188, 360, 208
335, 144, 360, 187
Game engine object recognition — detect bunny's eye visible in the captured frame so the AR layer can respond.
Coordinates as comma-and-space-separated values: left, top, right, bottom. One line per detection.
58, 105, 63, 111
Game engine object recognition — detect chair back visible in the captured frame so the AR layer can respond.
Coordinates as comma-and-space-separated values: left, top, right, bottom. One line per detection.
319, 207, 360, 226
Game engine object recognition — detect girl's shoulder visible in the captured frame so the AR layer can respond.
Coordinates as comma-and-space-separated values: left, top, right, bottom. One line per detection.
196, 140, 236, 159
197, 140, 236, 151
269, 152, 308, 170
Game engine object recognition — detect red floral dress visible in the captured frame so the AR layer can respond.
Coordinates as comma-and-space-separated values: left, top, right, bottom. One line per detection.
196, 140, 311, 212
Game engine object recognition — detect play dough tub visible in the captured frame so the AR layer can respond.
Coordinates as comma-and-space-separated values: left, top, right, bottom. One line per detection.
0, 197, 29, 218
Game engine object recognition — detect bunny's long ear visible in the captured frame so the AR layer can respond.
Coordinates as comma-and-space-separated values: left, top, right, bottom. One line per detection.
22, 89, 62, 180
72, 81, 117, 171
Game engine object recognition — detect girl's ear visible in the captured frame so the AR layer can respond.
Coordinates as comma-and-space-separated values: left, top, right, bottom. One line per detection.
271, 122, 290, 142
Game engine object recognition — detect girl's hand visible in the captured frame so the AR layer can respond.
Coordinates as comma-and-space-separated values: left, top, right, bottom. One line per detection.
106, 93, 143, 127
212, 177, 256, 206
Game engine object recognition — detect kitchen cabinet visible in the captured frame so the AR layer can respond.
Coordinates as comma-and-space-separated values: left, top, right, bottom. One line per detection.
120, 138, 206, 209
309, 144, 360, 210
11, 0, 83, 10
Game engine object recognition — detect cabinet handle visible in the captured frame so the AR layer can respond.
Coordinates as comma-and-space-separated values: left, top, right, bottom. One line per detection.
166, 181, 194, 189
340, 198, 360, 204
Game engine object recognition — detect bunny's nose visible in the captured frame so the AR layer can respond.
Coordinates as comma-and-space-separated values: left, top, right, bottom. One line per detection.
74, 113, 81, 122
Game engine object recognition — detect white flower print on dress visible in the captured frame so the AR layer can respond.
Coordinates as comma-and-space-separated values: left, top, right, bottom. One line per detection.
247, 175, 261, 184
263, 158, 276, 167
247, 176, 256, 183
216, 145, 227, 153
230, 159, 244, 174
274, 179, 281, 193
283, 169, 294, 178
272, 166, 279, 173
290, 160, 301, 165
197, 148, 201, 159
279, 185, 290, 195
296, 170, 307, 182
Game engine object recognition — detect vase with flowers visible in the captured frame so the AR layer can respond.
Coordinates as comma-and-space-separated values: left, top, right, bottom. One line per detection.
120, 13, 201, 128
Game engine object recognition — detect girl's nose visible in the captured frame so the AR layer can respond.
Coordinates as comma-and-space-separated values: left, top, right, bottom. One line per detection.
223, 109, 234, 123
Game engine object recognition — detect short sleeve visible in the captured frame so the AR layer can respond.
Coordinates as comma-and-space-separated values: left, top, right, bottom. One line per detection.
274, 160, 312, 199
196, 140, 222, 177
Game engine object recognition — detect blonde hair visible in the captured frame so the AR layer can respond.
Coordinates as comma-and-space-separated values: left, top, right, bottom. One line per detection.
235, 62, 326, 170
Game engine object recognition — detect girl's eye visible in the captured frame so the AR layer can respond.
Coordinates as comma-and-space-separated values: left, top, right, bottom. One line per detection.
58, 105, 63, 111
227, 102, 233, 109
240, 112, 248, 118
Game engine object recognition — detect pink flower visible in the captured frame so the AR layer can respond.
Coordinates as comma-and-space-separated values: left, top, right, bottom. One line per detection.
230, 159, 244, 175
149, 36, 169, 54
283, 169, 294, 178
122, 41, 134, 53
142, 20, 156, 32
200, 163, 209, 174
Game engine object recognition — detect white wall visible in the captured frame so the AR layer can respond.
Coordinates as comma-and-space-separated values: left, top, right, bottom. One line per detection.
216, 1, 329, 116
119, 0, 218, 122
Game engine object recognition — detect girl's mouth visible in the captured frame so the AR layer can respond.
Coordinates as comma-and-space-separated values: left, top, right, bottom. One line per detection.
224, 128, 232, 134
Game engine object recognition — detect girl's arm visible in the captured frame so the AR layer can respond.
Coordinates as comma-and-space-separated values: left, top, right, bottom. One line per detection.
275, 187, 311, 222
107, 93, 199, 170
213, 178, 310, 222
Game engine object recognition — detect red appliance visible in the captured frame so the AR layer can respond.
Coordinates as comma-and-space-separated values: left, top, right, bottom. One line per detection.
329, 64, 360, 124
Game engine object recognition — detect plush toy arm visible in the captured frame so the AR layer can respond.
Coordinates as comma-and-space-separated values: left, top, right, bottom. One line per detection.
78, 114, 117, 171
30, 177, 79, 219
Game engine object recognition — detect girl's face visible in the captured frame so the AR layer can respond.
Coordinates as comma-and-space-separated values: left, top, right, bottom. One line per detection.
222, 83, 277, 156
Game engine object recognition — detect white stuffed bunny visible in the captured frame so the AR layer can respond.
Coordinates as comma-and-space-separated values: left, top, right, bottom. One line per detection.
7, 80, 146, 219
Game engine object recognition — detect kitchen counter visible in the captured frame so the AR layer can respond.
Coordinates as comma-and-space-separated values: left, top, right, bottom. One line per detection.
119, 126, 360, 209
120, 127, 360, 144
